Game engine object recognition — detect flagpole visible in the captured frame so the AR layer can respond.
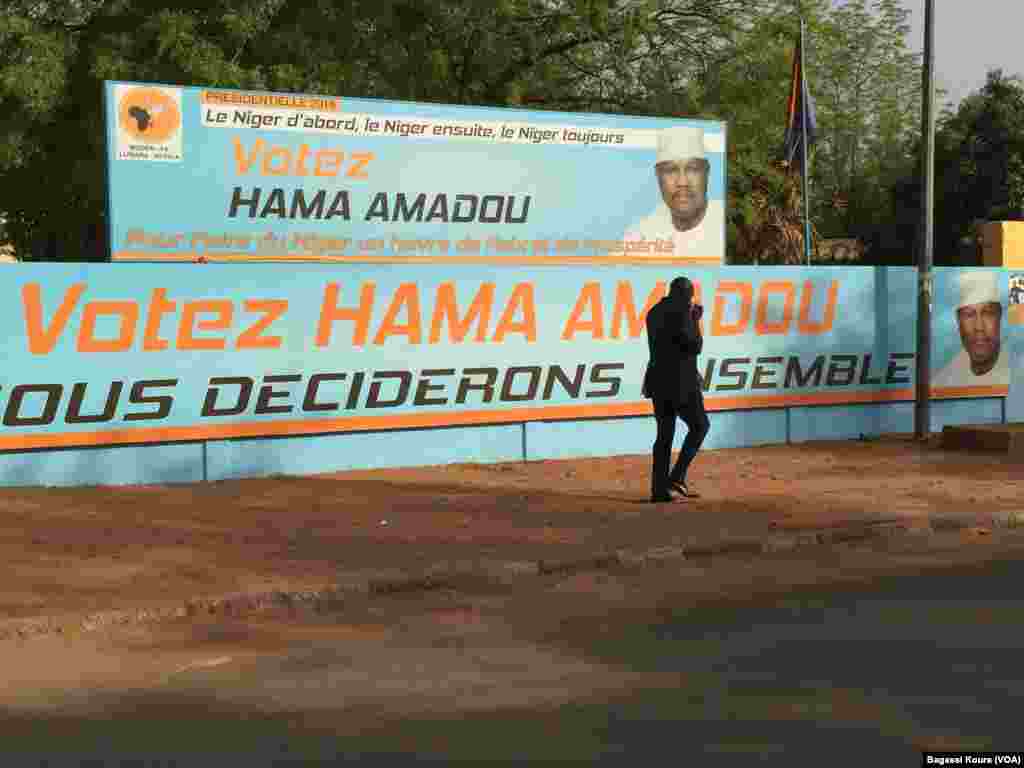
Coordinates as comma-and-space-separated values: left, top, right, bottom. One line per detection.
800, 17, 812, 266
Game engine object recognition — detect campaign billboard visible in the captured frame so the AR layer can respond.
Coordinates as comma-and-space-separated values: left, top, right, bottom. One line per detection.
931, 268, 1010, 399
103, 82, 726, 265
0, 263, 945, 452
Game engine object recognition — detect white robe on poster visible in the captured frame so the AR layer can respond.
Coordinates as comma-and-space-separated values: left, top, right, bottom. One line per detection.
931, 346, 1010, 390
621, 200, 725, 260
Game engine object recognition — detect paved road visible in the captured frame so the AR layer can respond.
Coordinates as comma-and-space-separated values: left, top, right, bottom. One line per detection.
4, 541, 1024, 765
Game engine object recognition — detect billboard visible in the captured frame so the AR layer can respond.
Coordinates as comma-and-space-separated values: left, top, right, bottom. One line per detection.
0, 264, 943, 451
931, 268, 1010, 399
103, 82, 726, 265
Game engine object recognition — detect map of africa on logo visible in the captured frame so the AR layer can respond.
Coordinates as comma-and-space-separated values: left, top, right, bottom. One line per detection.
115, 84, 183, 162
118, 86, 180, 141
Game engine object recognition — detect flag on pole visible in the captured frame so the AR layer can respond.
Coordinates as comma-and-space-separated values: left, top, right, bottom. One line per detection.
782, 27, 818, 171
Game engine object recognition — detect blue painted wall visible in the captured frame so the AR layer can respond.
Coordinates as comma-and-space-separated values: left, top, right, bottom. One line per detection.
0, 262, 1016, 487
205, 423, 523, 481
0, 397, 1003, 487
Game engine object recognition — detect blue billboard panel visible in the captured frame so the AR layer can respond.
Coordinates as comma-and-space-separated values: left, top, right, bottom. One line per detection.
104, 82, 726, 265
932, 268, 1009, 399
0, 264, 926, 451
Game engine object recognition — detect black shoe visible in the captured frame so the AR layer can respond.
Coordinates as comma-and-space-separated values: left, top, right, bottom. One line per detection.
650, 488, 682, 503
670, 480, 700, 498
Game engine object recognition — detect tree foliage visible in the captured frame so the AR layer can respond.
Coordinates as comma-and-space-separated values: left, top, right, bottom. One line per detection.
931, 70, 1024, 264
698, 0, 828, 263
809, 0, 922, 263
0, 0, 760, 259
688, 0, 923, 264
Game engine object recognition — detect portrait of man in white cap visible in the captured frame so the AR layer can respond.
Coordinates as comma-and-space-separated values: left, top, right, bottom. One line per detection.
932, 270, 1009, 390
621, 125, 724, 260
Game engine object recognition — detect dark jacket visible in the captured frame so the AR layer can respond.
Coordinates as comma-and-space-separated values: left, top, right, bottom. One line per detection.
643, 294, 703, 400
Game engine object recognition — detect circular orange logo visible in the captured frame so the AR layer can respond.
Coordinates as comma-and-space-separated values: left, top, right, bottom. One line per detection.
118, 86, 181, 143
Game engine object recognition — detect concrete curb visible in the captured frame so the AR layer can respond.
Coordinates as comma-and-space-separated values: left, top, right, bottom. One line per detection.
930, 509, 1024, 532
0, 513, 1017, 644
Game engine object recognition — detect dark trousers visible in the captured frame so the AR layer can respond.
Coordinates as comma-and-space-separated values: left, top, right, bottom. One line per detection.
651, 390, 710, 497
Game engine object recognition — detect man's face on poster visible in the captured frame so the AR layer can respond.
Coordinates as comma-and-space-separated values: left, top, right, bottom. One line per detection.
957, 301, 1002, 372
656, 158, 709, 222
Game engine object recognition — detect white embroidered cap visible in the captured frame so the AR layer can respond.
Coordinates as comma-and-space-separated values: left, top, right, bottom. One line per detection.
957, 270, 1000, 309
655, 126, 705, 165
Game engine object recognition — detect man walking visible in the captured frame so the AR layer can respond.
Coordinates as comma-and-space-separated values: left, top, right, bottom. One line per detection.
643, 276, 710, 503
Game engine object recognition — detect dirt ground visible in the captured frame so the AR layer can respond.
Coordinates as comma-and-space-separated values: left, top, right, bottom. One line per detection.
1, 434, 1020, 636
2, 434, 1024, 762
4, 527, 1024, 763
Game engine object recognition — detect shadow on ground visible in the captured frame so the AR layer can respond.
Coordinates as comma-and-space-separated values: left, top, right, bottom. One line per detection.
3, 557, 1023, 765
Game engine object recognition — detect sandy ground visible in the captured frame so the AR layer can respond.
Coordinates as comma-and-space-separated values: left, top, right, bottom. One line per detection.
4, 529, 1024, 764
1, 435, 1020, 634
1, 434, 1024, 762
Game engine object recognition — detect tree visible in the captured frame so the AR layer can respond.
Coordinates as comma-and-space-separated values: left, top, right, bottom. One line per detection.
807, 0, 921, 262
0, 0, 760, 260
700, 0, 922, 264
932, 69, 1024, 264
1, 0, 929, 265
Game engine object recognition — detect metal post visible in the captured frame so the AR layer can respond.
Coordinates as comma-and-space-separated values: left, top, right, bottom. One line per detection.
102, 84, 114, 262
915, 0, 936, 440
800, 18, 812, 266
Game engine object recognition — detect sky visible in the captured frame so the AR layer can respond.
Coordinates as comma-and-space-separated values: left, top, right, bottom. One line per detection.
903, 0, 1022, 109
